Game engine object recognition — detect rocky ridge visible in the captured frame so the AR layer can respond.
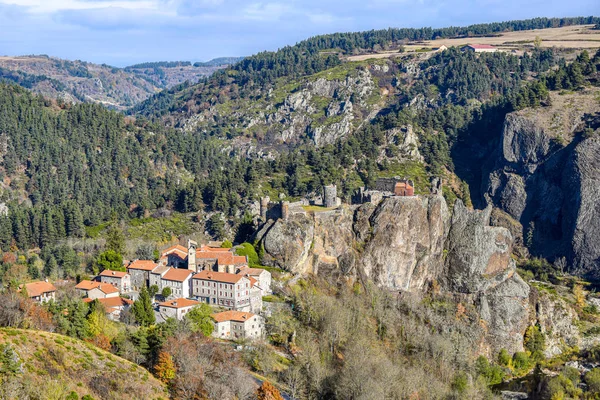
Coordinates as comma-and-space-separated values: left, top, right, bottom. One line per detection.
484, 89, 600, 277
182, 60, 399, 153
256, 193, 532, 354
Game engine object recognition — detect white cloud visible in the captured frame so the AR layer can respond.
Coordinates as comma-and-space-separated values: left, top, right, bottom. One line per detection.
0, 0, 161, 13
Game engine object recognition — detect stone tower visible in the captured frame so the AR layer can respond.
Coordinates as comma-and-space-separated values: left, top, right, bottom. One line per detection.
260, 197, 270, 220
431, 178, 442, 195
323, 185, 337, 208
187, 239, 198, 272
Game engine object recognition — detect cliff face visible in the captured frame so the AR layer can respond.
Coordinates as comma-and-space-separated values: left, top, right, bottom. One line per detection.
484, 89, 600, 277
257, 194, 530, 353
258, 195, 449, 291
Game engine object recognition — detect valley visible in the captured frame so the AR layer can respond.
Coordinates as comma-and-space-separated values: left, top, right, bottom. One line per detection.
0, 15, 599, 400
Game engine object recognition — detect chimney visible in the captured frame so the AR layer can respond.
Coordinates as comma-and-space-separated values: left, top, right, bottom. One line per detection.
173, 301, 177, 306
188, 239, 198, 272
112, 271, 116, 276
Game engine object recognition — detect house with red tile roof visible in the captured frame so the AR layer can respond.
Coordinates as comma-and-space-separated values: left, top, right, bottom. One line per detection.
160, 268, 194, 298
83, 297, 133, 321
158, 298, 199, 320
462, 44, 497, 53
21, 281, 57, 303
99, 269, 131, 292
237, 266, 272, 296
211, 310, 263, 340
75, 280, 119, 300
127, 260, 158, 291
192, 270, 262, 313
160, 240, 248, 273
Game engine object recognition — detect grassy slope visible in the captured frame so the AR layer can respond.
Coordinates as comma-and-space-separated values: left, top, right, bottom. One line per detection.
0, 328, 167, 400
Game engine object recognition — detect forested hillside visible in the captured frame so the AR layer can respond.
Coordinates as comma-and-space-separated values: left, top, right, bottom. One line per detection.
0, 56, 235, 110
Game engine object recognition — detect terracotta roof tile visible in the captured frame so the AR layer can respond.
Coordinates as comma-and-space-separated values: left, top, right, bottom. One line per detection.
192, 270, 245, 284
23, 281, 57, 297
161, 245, 188, 259
162, 268, 193, 282
158, 298, 199, 309
128, 260, 157, 271
237, 266, 268, 276
75, 280, 100, 290
99, 270, 128, 278
211, 310, 255, 323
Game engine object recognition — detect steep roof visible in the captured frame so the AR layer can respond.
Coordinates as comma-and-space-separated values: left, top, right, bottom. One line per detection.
83, 297, 133, 308
128, 260, 157, 271
199, 245, 231, 252
99, 270, 128, 279
192, 270, 245, 284
237, 266, 269, 276
211, 310, 255, 323
162, 268, 193, 282
23, 281, 57, 297
161, 244, 188, 260
75, 280, 99, 290
151, 265, 170, 275
75, 280, 119, 294
158, 298, 199, 309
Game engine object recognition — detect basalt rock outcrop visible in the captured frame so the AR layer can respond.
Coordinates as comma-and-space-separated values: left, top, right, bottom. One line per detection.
258, 195, 450, 292
257, 194, 531, 353
444, 201, 530, 354
484, 91, 600, 277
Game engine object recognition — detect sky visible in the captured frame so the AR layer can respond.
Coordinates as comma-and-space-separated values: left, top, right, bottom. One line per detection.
0, 0, 597, 67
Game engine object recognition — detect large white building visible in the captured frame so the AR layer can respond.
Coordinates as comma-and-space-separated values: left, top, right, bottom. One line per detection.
160, 268, 194, 298
158, 298, 199, 321
211, 310, 264, 340
191, 270, 262, 313
237, 266, 272, 296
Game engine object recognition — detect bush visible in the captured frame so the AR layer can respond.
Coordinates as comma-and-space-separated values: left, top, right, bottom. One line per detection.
512, 352, 532, 375
498, 349, 512, 367
95, 250, 124, 272
524, 325, 546, 355
236, 242, 260, 267
451, 371, 468, 393
586, 368, 600, 393
161, 287, 172, 298
475, 355, 505, 385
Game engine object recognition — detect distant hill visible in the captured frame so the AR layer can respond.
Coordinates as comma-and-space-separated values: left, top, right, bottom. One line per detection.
0, 55, 235, 110
0, 327, 166, 399
194, 57, 245, 67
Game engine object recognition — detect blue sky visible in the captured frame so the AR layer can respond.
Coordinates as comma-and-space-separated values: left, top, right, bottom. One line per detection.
0, 0, 597, 67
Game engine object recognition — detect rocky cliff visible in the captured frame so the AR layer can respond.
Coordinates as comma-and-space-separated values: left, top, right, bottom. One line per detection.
484, 89, 600, 277
0, 55, 226, 110
181, 60, 400, 154
256, 194, 531, 353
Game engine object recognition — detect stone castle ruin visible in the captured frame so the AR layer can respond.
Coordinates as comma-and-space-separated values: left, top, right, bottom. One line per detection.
352, 177, 416, 205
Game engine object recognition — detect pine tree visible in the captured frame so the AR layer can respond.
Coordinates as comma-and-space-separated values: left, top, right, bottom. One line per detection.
132, 287, 155, 327
106, 221, 125, 255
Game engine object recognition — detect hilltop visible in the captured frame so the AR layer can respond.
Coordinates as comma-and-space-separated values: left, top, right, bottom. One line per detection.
0, 55, 238, 110
0, 327, 166, 399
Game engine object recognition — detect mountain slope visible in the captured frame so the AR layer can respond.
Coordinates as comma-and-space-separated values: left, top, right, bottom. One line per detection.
0, 55, 236, 110
0, 327, 166, 399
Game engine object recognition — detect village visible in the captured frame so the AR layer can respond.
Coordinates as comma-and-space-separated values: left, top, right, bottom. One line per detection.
19, 176, 426, 343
